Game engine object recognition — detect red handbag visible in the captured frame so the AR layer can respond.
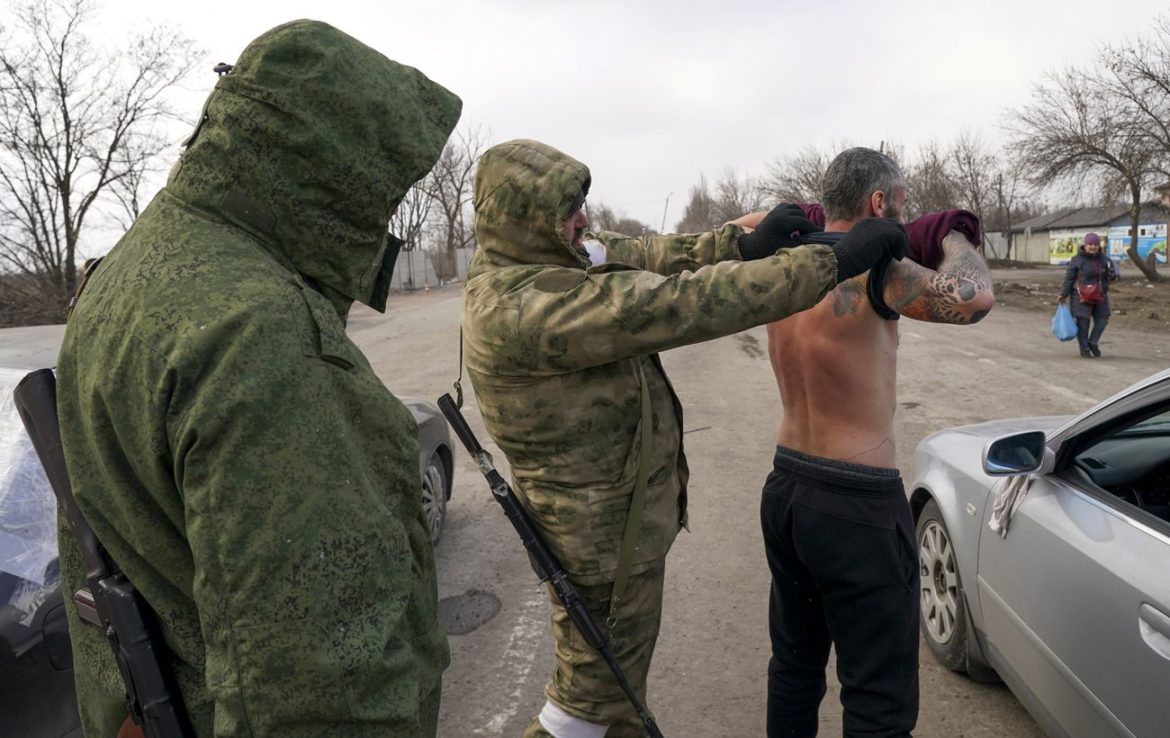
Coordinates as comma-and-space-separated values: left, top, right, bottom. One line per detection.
1076, 281, 1105, 304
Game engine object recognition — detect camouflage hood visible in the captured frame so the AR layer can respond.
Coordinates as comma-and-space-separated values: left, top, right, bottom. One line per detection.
167, 20, 461, 312
469, 139, 592, 276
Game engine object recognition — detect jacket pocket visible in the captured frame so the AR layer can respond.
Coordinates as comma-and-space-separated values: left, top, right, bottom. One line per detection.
300, 287, 362, 370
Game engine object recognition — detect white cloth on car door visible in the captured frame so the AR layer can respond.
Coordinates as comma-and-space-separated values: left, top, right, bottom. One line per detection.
988, 475, 1034, 538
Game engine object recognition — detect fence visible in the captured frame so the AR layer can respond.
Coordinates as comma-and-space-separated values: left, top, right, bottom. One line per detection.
390, 247, 475, 292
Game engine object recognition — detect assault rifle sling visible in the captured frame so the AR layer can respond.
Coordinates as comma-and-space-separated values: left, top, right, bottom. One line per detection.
437, 393, 664, 738
14, 368, 192, 738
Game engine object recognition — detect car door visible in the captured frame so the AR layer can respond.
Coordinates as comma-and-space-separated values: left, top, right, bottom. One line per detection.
977, 387, 1170, 738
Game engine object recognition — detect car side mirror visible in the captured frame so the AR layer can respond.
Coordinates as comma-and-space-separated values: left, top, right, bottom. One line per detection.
983, 431, 1054, 476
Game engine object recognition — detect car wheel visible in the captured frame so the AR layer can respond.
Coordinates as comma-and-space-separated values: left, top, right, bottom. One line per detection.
917, 498, 968, 672
422, 452, 447, 546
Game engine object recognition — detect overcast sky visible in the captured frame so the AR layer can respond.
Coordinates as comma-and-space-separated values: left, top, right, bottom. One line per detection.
88, 0, 1168, 232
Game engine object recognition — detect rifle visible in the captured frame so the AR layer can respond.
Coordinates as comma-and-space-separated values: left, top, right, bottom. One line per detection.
436, 394, 664, 738
14, 368, 192, 738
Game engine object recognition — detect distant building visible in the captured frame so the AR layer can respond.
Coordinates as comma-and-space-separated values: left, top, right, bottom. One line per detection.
1156, 182, 1170, 208
1008, 204, 1169, 266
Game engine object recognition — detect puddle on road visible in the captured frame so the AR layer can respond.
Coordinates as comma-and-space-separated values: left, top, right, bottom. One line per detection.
439, 589, 502, 635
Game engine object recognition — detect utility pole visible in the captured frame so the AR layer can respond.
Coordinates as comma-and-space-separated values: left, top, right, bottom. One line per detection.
660, 192, 672, 233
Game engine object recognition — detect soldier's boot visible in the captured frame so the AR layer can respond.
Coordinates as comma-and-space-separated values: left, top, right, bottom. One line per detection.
522, 715, 552, 737
523, 703, 613, 737
523, 711, 652, 737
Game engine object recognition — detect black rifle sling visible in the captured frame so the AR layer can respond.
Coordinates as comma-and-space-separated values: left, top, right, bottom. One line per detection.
15, 370, 108, 579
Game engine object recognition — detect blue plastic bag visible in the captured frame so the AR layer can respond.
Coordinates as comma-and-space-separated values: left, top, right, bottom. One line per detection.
1052, 303, 1077, 341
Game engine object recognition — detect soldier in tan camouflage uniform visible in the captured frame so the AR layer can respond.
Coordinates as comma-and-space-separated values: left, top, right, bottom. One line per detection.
462, 139, 908, 737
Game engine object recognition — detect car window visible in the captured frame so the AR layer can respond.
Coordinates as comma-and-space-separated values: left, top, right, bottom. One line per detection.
1065, 404, 1170, 526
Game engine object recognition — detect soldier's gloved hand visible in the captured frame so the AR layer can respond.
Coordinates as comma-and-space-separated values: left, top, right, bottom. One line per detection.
736, 204, 821, 260
831, 218, 908, 283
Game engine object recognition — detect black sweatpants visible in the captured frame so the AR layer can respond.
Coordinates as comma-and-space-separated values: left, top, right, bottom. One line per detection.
760, 445, 919, 738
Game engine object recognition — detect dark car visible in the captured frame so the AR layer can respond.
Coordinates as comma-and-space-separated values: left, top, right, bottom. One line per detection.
1, 367, 454, 737
402, 397, 456, 546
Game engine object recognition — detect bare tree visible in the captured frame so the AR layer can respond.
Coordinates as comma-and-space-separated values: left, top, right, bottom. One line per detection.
949, 133, 996, 246
588, 202, 619, 232
390, 180, 435, 252
107, 142, 152, 230
586, 201, 654, 235
673, 168, 766, 233
674, 174, 718, 232
1100, 15, 1170, 180
425, 124, 487, 268
903, 141, 957, 219
711, 167, 764, 225
759, 146, 832, 204
988, 157, 1038, 260
1009, 68, 1161, 280
389, 178, 436, 286
0, 0, 200, 316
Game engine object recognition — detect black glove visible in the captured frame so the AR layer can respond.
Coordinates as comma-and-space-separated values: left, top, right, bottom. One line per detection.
736, 204, 820, 260
831, 218, 907, 283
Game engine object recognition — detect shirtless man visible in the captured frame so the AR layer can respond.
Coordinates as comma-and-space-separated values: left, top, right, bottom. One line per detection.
753, 147, 994, 737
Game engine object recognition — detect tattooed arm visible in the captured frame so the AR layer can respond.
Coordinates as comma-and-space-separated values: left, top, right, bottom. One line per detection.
878, 231, 994, 324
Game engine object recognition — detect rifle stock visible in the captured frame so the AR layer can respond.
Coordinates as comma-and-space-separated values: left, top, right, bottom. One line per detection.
14, 369, 192, 738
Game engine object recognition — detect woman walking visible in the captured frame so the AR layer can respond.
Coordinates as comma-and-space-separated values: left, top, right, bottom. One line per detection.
1059, 232, 1117, 357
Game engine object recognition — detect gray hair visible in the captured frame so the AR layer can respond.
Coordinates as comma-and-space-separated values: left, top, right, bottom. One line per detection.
821, 147, 905, 222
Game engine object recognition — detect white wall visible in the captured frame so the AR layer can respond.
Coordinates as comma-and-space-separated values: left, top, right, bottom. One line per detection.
390, 247, 475, 291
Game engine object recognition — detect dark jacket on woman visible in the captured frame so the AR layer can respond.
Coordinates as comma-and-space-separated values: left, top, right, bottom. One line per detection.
1060, 246, 1116, 308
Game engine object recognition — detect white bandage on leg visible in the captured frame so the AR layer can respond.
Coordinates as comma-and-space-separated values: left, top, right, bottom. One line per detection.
538, 701, 608, 738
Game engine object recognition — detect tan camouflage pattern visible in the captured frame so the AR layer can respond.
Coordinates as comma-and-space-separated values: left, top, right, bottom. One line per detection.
463, 139, 838, 586
463, 139, 836, 731
526, 565, 665, 737
54, 20, 460, 738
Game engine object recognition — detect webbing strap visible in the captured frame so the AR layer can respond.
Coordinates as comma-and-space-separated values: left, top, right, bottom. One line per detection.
866, 255, 900, 321
609, 365, 653, 621
66, 257, 106, 323
454, 326, 465, 408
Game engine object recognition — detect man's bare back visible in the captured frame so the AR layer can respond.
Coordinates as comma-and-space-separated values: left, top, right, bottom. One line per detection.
768, 232, 994, 468
769, 274, 899, 467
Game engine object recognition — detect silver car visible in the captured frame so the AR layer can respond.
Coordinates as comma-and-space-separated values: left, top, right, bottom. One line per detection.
909, 368, 1170, 738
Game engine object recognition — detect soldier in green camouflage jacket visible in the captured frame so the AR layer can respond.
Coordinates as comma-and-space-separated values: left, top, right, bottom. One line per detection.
54, 20, 460, 738
462, 139, 908, 737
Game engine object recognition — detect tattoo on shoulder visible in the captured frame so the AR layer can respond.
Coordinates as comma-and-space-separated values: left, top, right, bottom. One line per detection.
831, 278, 866, 317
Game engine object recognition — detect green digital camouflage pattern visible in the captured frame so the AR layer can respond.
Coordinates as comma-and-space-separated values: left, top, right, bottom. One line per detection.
463, 139, 838, 588
54, 20, 460, 738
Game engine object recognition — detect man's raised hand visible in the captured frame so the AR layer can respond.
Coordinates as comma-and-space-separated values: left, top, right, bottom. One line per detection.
831, 218, 908, 283
737, 203, 821, 260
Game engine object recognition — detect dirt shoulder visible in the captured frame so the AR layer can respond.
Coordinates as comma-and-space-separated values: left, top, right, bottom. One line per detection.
991, 263, 1170, 334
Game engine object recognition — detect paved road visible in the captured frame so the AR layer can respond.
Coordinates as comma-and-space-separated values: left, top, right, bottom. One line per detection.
345, 284, 1166, 738
3, 277, 1165, 737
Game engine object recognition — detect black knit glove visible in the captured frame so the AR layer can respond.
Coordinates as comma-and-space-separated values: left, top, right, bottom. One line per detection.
736, 204, 820, 260
831, 218, 907, 283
